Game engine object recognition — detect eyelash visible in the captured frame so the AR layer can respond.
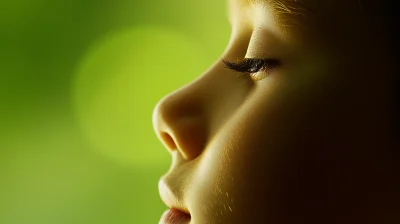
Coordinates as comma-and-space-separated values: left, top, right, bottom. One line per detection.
222, 58, 281, 76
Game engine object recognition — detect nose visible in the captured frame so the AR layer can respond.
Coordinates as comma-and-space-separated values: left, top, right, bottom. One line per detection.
152, 81, 209, 160
152, 34, 252, 160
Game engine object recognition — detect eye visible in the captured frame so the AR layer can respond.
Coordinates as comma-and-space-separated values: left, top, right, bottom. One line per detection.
222, 58, 281, 80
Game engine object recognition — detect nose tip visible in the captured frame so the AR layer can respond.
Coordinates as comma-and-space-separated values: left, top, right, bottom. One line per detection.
152, 93, 207, 160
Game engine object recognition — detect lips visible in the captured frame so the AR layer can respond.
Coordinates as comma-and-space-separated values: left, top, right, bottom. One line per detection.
158, 177, 191, 223
159, 208, 191, 224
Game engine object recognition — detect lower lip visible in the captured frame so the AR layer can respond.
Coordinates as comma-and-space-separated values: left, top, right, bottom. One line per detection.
159, 208, 191, 224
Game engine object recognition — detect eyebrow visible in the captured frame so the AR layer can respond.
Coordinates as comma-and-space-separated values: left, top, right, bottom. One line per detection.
244, 0, 313, 16
242, 0, 314, 26
244, 0, 310, 9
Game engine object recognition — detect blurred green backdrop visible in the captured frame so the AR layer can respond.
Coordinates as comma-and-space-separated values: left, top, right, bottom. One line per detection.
0, 0, 230, 223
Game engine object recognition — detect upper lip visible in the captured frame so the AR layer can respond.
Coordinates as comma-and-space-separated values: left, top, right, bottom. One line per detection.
158, 175, 191, 216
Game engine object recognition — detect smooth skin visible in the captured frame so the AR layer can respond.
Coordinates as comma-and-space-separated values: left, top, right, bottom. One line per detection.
153, 0, 398, 223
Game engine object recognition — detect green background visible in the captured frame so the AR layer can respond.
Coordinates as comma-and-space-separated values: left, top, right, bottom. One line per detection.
0, 0, 230, 223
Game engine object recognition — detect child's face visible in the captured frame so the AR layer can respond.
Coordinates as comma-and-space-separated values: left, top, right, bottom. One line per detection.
154, 0, 393, 223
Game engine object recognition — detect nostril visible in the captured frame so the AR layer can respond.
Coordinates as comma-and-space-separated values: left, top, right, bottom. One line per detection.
161, 132, 177, 151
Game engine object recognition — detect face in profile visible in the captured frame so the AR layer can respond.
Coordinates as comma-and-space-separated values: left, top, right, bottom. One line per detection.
153, 0, 396, 223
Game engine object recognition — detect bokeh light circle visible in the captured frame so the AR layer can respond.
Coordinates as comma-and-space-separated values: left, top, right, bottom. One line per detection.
73, 26, 209, 167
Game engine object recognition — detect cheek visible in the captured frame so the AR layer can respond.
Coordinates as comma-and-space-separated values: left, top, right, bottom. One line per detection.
189, 77, 361, 223
190, 121, 282, 223
189, 66, 380, 223
188, 85, 320, 223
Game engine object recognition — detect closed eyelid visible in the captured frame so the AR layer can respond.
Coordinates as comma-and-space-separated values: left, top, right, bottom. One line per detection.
222, 58, 280, 73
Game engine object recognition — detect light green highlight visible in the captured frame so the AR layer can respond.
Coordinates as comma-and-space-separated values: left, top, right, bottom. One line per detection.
73, 26, 209, 167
